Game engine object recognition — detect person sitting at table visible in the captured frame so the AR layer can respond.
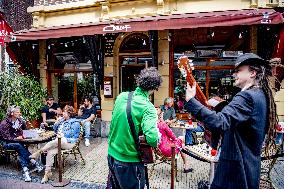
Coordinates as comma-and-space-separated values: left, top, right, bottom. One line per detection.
156, 106, 192, 173
41, 95, 62, 126
160, 97, 176, 125
30, 105, 81, 184
0, 105, 43, 182
76, 96, 96, 147
276, 122, 284, 145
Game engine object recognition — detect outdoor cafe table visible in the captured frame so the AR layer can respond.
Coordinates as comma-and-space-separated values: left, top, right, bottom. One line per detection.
185, 143, 219, 187
170, 121, 198, 137
13, 130, 56, 144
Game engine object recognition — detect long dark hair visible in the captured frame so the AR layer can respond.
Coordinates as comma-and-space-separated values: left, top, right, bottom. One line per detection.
249, 64, 278, 155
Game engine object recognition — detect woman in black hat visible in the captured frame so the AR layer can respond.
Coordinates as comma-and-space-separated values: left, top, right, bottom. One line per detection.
184, 53, 278, 189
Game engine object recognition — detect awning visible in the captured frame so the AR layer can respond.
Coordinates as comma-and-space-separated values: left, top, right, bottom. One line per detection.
0, 13, 13, 45
9, 8, 284, 41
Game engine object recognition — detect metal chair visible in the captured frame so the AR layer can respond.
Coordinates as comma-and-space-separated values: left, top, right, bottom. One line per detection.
0, 142, 19, 168
60, 123, 86, 167
149, 147, 179, 182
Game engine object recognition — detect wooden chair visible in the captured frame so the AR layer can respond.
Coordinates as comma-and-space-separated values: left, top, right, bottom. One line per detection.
60, 123, 85, 167
149, 147, 179, 182
0, 142, 19, 167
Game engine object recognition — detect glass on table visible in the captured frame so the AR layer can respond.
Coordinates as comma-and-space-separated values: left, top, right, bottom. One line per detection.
196, 132, 204, 146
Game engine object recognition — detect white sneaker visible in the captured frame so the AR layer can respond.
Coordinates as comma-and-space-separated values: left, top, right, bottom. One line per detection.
24, 171, 31, 182
35, 162, 44, 173
85, 139, 90, 147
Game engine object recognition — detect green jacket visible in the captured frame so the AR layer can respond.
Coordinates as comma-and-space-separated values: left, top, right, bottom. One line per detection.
108, 87, 159, 162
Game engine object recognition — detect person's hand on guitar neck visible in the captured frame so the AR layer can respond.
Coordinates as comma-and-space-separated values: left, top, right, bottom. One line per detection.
185, 82, 196, 102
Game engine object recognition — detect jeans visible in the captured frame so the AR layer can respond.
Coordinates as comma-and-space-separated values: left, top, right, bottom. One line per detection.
4, 143, 31, 168
83, 121, 91, 139
185, 125, 204, 145
276, 133, 283, 145
77, 119, 91, 139
107, 155, 145, 189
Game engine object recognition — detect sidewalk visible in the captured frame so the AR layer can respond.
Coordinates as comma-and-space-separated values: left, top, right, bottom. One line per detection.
0, 137, 283, 189
0, 171, 104, 189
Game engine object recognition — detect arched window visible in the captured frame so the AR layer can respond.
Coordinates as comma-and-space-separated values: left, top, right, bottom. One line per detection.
120, 33, 150, 53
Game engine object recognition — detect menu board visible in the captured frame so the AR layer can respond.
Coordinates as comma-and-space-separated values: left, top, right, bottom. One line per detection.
104, 33, 119, 57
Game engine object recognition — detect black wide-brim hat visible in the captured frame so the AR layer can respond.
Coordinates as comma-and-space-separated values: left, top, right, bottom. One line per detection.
235, 53, 271, 70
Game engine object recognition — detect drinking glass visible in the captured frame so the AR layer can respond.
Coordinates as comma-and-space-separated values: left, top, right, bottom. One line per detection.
196, 132, 203, 146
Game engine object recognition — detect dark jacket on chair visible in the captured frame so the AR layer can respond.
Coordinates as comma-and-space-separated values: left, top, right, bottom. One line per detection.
185, 87, 268, 189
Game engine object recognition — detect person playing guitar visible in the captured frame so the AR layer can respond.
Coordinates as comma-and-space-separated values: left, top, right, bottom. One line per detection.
182, 53, 277, 189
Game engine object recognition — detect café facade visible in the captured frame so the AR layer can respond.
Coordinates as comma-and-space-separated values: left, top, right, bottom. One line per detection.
6, 0, 284, 132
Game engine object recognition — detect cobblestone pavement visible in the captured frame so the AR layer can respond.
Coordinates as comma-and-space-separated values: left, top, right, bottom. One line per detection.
271, 156, 284, 189
0, 137, 283, 189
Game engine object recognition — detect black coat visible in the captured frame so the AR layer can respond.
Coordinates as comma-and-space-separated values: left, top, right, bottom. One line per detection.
185, 88, 268, 189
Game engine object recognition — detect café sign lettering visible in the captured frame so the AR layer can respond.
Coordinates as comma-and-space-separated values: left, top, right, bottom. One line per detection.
103, 24, 131, 32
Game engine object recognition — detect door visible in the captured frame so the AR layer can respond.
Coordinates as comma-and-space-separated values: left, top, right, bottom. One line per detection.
119, 56, 152, 92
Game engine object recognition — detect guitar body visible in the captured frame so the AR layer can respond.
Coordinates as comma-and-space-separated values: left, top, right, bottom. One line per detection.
178, 56, 224, 150
138, 135, 154, 164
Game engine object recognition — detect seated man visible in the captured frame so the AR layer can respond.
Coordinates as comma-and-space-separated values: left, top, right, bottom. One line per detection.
77, 96, 96, 147
41, 95, 62, 126
0, 105, 43, 182
160, 97, 176, 125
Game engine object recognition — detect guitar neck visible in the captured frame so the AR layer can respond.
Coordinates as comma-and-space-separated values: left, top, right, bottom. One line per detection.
186, 73, 208, 107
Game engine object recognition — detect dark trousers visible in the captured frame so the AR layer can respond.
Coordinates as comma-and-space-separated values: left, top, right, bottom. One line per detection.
107, 155, 145, 189
4, 143, 31, 168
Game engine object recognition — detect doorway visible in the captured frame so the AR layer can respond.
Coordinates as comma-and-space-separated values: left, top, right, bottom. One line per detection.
119, 56, 152, 92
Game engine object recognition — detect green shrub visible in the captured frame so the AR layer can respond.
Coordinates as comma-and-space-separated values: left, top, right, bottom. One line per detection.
0, 69, 47, 121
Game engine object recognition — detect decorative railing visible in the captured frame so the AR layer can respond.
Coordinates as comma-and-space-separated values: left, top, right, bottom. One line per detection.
34, 0, 86, 6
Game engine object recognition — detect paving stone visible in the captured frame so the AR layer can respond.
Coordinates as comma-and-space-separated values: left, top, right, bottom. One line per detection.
1, 137, 284, 189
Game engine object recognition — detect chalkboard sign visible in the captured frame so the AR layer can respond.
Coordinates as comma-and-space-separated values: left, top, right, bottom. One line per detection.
104, 33, 119, 57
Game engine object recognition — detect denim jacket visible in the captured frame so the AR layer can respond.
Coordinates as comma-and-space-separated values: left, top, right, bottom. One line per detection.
53, 118, 81, 144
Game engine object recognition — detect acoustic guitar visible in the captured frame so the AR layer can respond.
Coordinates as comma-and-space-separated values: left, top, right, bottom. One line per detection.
177, 56, 223, 150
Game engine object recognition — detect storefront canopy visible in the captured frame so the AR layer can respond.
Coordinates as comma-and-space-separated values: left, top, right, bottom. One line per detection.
9, 8, 284, 42
0, 13, 13, 45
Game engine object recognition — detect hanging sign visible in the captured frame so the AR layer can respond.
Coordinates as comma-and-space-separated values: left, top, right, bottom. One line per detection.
104, 76, 113, 98
0, 20, 13, 45
103, 24, 131, 32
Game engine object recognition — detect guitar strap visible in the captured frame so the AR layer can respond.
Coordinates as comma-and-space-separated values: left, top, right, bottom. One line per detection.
126, 91, 150, 189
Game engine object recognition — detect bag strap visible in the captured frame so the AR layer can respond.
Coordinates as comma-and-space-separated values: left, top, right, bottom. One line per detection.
126, 91, 142, 160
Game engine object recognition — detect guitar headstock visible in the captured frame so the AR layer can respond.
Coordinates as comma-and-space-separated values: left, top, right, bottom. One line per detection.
177, 56, 194, 78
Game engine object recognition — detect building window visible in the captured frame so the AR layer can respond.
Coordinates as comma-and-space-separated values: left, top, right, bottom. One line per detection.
173, 51, 241, 113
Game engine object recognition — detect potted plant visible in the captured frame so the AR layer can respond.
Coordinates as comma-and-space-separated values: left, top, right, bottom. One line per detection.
0, 69, 47, 127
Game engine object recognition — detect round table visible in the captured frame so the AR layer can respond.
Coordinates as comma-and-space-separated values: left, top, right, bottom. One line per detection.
13, 130, 56, 144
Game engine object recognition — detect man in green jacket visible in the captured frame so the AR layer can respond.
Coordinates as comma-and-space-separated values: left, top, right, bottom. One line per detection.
108, 67, 162, 189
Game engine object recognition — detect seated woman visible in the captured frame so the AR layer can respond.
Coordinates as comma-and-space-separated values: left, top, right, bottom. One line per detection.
30, 105, 81, 183
156, 107, 192, 173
